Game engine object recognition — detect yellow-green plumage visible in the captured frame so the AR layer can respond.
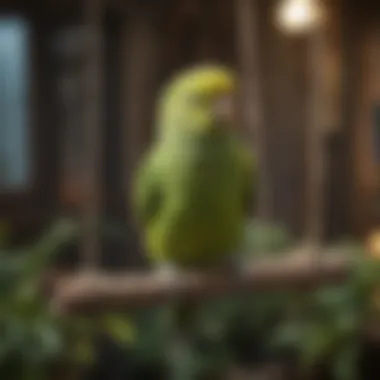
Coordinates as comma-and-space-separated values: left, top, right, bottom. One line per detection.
133, 64, 256, 269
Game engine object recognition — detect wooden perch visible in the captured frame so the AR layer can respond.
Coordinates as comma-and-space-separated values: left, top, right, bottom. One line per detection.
53, 249, 354, 315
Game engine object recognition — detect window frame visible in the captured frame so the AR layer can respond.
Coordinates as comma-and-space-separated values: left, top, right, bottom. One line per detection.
0, 7, 59, 221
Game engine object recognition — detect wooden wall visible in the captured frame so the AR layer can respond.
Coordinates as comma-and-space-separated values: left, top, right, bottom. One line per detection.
259, 0, 310, 235
0, 7, 62, 244
1, 0, 360, 249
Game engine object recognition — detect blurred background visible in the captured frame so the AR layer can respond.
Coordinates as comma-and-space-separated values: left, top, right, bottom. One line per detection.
1, 0, 380, 379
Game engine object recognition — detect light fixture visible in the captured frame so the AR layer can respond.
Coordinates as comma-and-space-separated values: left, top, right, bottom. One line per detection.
275, 0, 324, 34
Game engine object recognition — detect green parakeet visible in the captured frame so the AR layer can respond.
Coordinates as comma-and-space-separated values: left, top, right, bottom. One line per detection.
133, 64, 256, 269
133, 64, 257, 379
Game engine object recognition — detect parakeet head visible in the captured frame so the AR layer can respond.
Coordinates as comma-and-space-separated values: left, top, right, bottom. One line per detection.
157, 64, 237, 137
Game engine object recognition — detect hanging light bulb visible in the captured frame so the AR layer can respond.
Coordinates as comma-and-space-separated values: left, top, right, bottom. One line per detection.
275, 0, 324, 34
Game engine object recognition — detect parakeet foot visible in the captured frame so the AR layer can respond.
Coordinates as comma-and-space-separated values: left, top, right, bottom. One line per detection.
154, 262, 182, 289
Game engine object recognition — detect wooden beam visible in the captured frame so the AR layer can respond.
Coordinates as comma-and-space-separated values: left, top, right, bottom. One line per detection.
304, 0, 343, 244
53, 251, 354, 314
81, 0, 104, 269
304, 29, 327, 246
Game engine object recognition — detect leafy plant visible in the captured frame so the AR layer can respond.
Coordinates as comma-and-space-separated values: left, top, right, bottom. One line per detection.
136, 233, 380, 380
0, 220, 9, 248
0, 218, 136, 379
271, 240, 380, 380
93, 228, 380, 380
6, 217, 373, 380
0, 219, 78, 378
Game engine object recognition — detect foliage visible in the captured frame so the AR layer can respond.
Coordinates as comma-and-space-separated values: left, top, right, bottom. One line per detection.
120, 226, 380, 380
0, 219, 77, 378
115, 219, 297, 380
271, 240, 380, 380
0, 220, 9, 248
0, 218, 135, 379
2, 217, 376, 380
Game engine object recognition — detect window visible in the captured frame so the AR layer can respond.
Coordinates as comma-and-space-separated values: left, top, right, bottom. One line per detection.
0, 16, 31, 191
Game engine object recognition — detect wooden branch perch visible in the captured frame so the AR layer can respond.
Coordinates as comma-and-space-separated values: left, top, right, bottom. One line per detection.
53, 250, 354, 315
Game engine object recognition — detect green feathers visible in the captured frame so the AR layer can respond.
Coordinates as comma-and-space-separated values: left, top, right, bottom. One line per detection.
133, 64, 256, 268
156, 64, 237, 138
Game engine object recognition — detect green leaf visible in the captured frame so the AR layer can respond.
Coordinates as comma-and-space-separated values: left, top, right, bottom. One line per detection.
352, 258, 380, 290
33, 321, 63, 359
330, 239, 367, 258
315, 286, 352, 308
333, 343, 359, 380
271, 321, 307, 349
73, 338, 95, 364
102, 314, 136, 345
0, 221, 10, 249
192, 342, 231, 380
299, 324, 336, 371
18, 217, 80, 289
168, 341, 195, 380
335, 309, 359, 336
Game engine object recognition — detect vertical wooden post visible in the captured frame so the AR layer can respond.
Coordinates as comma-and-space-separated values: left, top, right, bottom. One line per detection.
235, 0, 271, 220
81, 0, 103, 270
304, 31, 326, 247
121, 3, 159, 248
122, 8, 158, 188
304, 0, 342, 246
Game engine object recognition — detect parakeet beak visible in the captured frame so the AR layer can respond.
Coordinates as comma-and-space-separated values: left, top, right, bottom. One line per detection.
213, 94, 235, 124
